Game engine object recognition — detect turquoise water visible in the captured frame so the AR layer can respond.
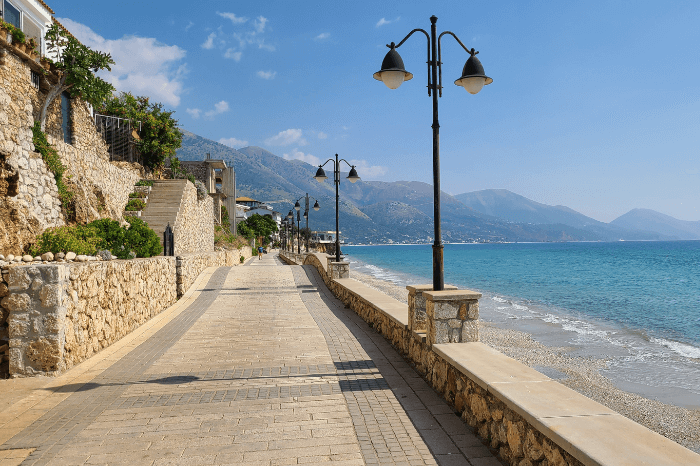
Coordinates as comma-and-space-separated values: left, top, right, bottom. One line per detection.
344, 241, 700, 406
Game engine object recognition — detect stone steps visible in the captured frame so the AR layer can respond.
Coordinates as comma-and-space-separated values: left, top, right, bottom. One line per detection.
140, 180, 189, 248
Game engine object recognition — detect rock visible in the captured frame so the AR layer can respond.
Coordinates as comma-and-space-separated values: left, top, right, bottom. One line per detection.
22, 255, 33, 262
110, 255, 117, 260
41, 252, 54, 261
76, 255, 87, 262
56, 252, 65, 260
96, 250, 112, 261
6, 255, 14, 261
0, 254, 4, 260
33, 256, 41, 261
65, 252, 76, 261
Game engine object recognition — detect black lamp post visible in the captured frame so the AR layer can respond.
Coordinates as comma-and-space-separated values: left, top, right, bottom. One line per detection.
374, 15, 492, 291
281, 218, 288, 251
287, 210, 294, 252
314, 154, 360, 262
294, 193, 321, 253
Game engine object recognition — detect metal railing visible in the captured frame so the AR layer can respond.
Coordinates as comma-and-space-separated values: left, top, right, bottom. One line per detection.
94, 113, 142, 163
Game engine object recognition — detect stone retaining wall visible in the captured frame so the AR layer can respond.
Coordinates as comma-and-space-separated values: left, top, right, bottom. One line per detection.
1, 246, 253, 377
279, 251, 699, 466
174, 182, 215, 256
176, 247, 252, 297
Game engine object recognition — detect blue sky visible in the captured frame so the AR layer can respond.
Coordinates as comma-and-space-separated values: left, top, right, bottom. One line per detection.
53, 1, 699, 222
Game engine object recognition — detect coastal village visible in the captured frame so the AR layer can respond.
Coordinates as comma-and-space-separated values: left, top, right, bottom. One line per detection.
0, 2, 699, 466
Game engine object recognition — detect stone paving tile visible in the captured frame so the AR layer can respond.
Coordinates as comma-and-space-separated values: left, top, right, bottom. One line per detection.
0, 253, 499, 465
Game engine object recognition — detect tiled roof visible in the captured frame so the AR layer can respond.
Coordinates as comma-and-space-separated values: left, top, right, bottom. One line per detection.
52, 17, 78, 42
37, 0, 54, 14
236, 196, 258, 202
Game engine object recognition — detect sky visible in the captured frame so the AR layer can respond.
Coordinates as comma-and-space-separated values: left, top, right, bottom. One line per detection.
50, 0, 700, 222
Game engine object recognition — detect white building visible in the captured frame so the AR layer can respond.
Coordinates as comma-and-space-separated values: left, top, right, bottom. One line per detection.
235, 197, 282, 240
1, 0, 54, 56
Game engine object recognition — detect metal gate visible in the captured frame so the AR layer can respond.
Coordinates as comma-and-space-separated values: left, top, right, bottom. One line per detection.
94, 113, 142, 164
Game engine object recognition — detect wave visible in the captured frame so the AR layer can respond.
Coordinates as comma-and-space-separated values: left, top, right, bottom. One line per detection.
651, 338, 700, 359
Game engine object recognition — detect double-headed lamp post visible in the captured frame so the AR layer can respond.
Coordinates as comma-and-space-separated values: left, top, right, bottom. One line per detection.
287, 210, 295, 252
294, 194, 321, 253
314, 154, 361, 262
373, 15, 492, 291
281, 218, 287, 251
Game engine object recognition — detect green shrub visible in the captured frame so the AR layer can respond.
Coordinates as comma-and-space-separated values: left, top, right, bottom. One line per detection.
30, 217, 161, 259
125, 198, 146, 211
124, 217, 161, 258
129, 191, 146, 198
135, 179, 154, 187
30, 225, 102, 256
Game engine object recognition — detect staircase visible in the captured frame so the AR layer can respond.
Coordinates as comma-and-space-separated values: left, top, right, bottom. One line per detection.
139, 180, 188, 250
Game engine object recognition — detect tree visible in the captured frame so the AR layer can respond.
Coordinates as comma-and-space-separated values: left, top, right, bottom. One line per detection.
40, 23, 115, 131
98, 92, 183, 170
237, 214, 278, 241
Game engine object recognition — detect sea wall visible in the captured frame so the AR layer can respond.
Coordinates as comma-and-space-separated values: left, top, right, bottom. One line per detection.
279, 250, 700, 466
1, 245, 252, 377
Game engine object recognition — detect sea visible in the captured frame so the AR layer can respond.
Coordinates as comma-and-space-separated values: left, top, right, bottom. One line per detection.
343, 241, 700, 409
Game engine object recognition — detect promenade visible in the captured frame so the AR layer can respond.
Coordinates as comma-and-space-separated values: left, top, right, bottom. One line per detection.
0, 253, 500, 466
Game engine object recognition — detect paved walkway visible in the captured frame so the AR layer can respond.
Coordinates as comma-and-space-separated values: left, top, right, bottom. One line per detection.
0, 253, 501, 466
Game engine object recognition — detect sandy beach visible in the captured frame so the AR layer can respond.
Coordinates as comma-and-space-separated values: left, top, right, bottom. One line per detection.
349, 269, 700, 453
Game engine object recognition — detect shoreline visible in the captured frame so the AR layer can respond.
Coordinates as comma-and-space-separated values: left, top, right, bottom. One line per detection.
348, 267, 700, 453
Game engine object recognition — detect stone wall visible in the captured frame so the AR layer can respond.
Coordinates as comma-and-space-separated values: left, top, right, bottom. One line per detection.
0, 43, 142, 255
2, 257, 176, 376
0, 49, 63, 254
0, 246, 253, 377
174, 182, 215, 256
176, 247, 252, 297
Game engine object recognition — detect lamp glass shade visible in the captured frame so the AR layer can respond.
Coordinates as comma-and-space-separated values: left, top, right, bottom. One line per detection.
313, 200, 320, 211
347, 167, 360, 184
287, 210, 293, 219
379, 70, 407, 90
456, 76, 486, 94
294, 200, 301, 211
303, 211, 308, 219
314, 166, 327, 182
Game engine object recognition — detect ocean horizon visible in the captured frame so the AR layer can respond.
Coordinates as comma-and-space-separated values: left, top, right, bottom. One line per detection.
343, 241, 700, 409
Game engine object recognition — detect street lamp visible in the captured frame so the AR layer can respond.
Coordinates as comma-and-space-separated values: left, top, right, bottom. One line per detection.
374, 15, 492, 291
294, 193, 321, 253
287, 210, 294, 252
314, 153, 360, 262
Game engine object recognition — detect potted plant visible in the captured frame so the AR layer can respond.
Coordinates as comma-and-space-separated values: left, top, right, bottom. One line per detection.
27, 37, 39, 58
0, 21, 9, 43
9, 25, 26, 52
40, 56, 52, 71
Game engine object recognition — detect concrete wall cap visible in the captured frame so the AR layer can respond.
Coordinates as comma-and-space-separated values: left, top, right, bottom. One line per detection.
406, 284, 458, 293
423, 289, 482, 300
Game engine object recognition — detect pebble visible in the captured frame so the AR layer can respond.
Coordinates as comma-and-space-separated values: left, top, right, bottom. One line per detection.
56, 252, 65, 260
65, 252, 76, 261
33, 256, 41, 261
22, 255, 33, 262
0, 255, 4, 261
76, 255, 87, 262
6, 255, 14, 261
41, 252, 54, 261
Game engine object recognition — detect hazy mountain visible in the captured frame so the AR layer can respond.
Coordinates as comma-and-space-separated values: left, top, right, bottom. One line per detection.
611, 209, 700, 240
456, 189, 601, 228
176, 131, 678, 243
455, 189, 672, 241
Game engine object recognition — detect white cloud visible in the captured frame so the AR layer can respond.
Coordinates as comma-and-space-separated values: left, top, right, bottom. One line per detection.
224, 49, 242, 61
348, 159, 388, 178
201, 32, 216, 49
314, 32, 330, 41
317, 132, 328, 139
186, 108, 201, 118
283, 149, 320, 166
256, 70, 276, 80
265, 129, 307, 146
58, 18, 187, 108
185, 21, 194, 32
217, 12, 248, 24
257, 41, 275, 52
219, 137, 249, 149
376, 17, 400, 27
254, 16, 268, 33
205, 100, 230, 118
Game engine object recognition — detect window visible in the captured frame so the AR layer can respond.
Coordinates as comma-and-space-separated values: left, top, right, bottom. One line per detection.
31, 70, 39, 90
3, 0, 20, 28
61, 92, 72, 144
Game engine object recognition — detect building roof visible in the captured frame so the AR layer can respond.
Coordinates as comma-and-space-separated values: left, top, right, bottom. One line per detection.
38, 0, 55, 14
236, 196, 258, 202
52, 17, 79, 42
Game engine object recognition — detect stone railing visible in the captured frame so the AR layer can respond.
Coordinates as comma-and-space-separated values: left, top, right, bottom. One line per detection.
1, 246, 252, 377
278, 251, 700, 466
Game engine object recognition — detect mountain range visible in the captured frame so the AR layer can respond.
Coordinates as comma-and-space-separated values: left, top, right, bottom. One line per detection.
176, 130, 698, 244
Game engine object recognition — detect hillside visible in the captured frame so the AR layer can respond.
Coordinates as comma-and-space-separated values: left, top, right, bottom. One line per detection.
611, 209, 700, 240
